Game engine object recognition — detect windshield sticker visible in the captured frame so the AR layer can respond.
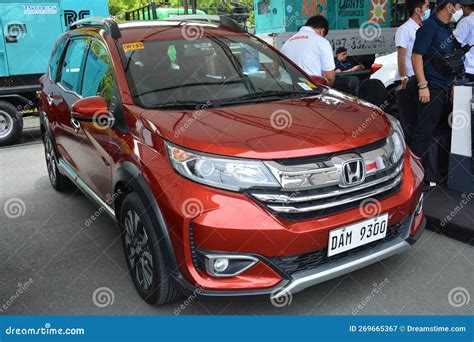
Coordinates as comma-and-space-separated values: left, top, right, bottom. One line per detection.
123, 42, 145, 52
298, 82, 313, 91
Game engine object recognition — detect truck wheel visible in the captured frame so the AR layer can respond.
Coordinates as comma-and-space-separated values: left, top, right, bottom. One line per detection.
43, 131, 71, 191
0, 101, 23, 146
120, 192, 182, 305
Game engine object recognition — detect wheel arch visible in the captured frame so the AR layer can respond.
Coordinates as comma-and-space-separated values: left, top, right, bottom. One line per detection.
113, 161, 180, 275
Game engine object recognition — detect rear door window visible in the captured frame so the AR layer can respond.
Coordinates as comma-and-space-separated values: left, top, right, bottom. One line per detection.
59, 38, 89, 93
49, 39, 67, 82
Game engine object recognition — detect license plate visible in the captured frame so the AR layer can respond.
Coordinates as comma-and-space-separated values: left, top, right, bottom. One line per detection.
328, 214, 389, 257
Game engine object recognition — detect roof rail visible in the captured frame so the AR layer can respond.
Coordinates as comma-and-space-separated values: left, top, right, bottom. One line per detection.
160, 15, 245, 33
69, 17, 122, 40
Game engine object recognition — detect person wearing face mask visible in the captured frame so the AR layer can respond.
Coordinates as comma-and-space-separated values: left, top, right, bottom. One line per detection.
281, 15, 336, 86
454, 1, 474, 81
395, 0, 431, 146
411, 0, 471, 190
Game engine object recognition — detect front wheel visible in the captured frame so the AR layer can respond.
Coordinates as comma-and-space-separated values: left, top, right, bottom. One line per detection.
120, 192, 181, 305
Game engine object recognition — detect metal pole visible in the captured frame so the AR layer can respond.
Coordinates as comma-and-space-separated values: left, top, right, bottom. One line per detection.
191, 0, 197, 14
151, 1, 158, 20
184, 0, 189, 15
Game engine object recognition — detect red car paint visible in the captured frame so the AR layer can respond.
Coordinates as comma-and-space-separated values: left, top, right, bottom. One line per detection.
40, 20, 425, 300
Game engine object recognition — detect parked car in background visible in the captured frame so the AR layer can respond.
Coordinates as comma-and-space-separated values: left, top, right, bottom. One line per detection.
370, 52, 399, 114
40, 17, 426, 305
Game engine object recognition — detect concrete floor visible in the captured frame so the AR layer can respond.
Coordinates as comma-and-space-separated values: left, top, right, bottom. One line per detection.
0, 133, 472, 315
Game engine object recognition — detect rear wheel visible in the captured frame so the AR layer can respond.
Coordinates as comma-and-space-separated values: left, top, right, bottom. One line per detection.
120, 192, 181, 305
43, 131, 71, 191
0, 101, 23, 146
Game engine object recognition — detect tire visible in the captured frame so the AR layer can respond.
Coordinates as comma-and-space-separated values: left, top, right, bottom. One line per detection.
43, 130, 71, 191
386, 86, 400, 118
120, 192, 182, 305
0, 101, 23, 146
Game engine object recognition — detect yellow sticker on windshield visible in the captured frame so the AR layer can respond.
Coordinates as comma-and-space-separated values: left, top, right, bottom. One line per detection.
306, 81, 317, 89
123, 42, 144, 52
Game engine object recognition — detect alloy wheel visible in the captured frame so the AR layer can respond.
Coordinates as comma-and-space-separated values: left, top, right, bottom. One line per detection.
44, 136, 57, 184
124, 210, 154, 290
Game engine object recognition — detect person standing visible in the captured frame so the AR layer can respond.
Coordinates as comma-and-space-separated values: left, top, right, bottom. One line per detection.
454, 1, 474, 81
395, 0, 430, 145
281, 15, 336, 86
411, 0, 471, 189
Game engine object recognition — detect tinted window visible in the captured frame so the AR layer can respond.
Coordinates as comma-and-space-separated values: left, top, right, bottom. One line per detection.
82, 40, 116, 104
49, 39, 66, 82
124, 35, 319, 108
59, 38, 88, 93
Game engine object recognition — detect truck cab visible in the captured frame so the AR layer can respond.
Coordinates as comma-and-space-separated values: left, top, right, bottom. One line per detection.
0, 0, 109, 146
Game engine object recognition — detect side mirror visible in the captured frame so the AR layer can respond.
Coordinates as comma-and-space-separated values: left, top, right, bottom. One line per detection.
71, 96, 115, 128
309, 76, 329, 87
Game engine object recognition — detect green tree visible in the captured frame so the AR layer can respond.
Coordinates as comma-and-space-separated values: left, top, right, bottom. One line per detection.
108, 0, 255, 27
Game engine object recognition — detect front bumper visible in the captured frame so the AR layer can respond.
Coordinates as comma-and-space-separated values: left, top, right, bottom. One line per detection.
173, 211, 426, 300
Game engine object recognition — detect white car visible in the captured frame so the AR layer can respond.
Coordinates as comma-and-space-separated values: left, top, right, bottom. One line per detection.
370, 52, 398, 87
370, 51, 400, 114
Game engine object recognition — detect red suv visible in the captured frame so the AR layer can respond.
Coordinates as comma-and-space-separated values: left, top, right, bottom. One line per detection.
40, 17, 425, 305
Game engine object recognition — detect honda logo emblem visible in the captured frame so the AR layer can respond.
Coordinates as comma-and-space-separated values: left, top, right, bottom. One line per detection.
341, 159, 366, 187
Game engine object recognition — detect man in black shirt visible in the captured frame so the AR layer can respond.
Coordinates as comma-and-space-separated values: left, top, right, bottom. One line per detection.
411, 0, 471, 189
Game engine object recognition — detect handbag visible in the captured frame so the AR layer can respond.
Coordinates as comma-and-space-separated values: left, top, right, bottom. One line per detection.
431, 37, 472, 77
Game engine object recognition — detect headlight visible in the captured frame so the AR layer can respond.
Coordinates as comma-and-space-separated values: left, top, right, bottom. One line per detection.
386, 114, 406, 162
165, 142, 280, 191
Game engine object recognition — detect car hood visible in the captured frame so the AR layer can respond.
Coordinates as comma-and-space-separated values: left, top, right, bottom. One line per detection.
139, 89, 391, 159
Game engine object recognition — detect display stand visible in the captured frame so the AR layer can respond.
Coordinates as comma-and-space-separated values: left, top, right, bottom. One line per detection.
448, 82, 474, 193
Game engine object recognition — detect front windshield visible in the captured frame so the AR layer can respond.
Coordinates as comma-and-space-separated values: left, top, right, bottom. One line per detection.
123, 34, 322, 109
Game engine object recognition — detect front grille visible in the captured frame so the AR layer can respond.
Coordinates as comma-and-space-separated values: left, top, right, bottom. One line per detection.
250, 137, 404, 221
269, 220, 406, 275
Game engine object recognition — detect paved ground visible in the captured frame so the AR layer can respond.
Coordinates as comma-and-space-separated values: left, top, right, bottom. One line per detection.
0, 130, 473, 315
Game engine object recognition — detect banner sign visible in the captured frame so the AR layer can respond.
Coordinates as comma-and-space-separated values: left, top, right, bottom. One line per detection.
0, 316, 472, 341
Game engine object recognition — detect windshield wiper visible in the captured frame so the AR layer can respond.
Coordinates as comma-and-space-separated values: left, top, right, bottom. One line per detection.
221, 90, 319, 104
147, 101, 212, 110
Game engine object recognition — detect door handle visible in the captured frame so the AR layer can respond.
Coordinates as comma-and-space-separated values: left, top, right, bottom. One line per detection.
47, 94, 54, 106
70, 118, 81, 130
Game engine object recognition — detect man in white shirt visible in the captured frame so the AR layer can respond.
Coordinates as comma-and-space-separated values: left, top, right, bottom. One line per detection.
280, 15, 336, 86
396, 0, 430, 145
455, 2, 474, 81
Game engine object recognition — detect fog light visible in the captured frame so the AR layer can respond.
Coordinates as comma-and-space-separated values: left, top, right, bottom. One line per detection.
213, 258, 229, 273
204, 254, 259, 278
